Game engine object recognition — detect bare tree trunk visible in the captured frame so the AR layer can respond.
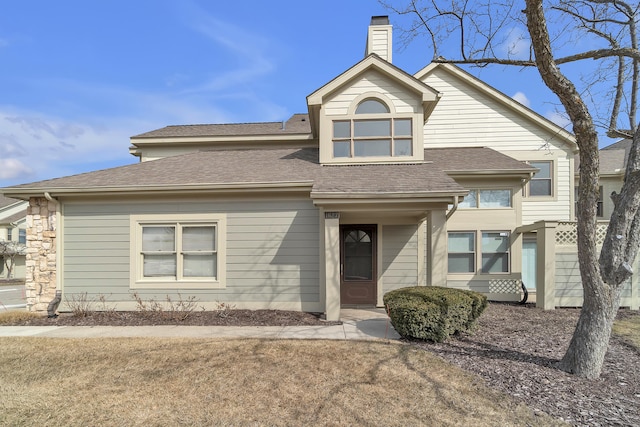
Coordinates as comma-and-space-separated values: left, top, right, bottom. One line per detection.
525, 0, 615, 379
559, 276, 622, 377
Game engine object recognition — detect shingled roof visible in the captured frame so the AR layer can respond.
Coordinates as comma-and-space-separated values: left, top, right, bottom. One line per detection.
132, 114, 312, 139
2, 147, 533, 199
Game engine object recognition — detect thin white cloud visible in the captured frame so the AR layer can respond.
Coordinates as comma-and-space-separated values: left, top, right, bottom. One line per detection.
512, 91, 531, 107
546, 110, 572, 129
178, 5, 277, 94
0, 158, 32, 180
0, 38, 8, 48
501, 28, 530, 58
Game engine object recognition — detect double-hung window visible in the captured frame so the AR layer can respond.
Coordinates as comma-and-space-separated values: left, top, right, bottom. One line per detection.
528, 161, 553, 196
447, 231, 510, 274
332, 98, 413, 158
131, 214, 226, 289
481, 232, 510, 273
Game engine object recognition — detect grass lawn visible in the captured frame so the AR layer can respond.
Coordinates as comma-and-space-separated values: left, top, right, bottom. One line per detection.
613, 314, 640, 349
0, 338, 562, 426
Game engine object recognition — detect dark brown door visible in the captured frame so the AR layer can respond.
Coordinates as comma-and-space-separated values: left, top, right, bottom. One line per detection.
340, 225, 377, 305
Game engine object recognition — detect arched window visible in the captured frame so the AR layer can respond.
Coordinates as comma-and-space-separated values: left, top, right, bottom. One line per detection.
332, 98, 412, 158
355, 99, 389, 114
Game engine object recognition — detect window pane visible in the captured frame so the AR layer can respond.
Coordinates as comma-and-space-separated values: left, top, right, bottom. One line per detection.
354, 139, 391, 156
482, 253, 509, 273
18, 229, 26, 244
394, 139, 412, 156
142, 226, 175, 252
394, 119, 412, 136
333, 141, 350, 158
448, 254, 474, 273
482, 232, 508, 252
355, 99, 389, 114
479, 189, 511, 208
448, 232, 474, 252
333, 121, 350, 138
354, 120, 391, 137
183, 226, 216, 251
184, 254, 217, 277
530, 161, 551, 178
143, 254, 176, 277
459, 190, 477, 208
530, 180, 551, 196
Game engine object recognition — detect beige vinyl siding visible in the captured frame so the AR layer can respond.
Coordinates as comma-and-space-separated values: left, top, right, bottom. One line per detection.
369, 29, 390, 60
420, 68, 575, 224
521, 155, 573, 223
381, 225, 418, 292
61, 199, 320, 310
421, 69, 568, 151
325, 69, 419, 116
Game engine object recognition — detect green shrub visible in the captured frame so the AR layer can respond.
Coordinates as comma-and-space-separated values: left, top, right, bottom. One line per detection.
383, 286, 487, 342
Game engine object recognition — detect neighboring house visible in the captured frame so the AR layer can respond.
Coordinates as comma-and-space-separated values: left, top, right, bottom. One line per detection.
1, 16, 637, 317
574, 139, 630, 221
0, 195, 28, 279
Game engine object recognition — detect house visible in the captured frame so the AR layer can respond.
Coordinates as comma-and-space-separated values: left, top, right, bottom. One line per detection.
0, 195, 27, 279
2, 16, 637, 318
574, 139, 630, 221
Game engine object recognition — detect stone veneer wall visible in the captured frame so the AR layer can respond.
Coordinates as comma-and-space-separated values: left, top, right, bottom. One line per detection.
25, 197, 57, 312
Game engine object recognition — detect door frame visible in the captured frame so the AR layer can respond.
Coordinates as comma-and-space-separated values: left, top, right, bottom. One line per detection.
340, 224, 378, 306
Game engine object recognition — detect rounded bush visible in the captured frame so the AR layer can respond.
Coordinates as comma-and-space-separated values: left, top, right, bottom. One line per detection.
383, 286, 487, 342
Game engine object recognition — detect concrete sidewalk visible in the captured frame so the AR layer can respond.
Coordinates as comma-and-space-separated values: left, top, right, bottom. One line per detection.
0, 308, 401, 340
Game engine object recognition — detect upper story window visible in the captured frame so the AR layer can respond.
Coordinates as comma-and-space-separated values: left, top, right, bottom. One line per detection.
459, 189, 511, 208
528, 161, 553, 196
332, 98, 413, 158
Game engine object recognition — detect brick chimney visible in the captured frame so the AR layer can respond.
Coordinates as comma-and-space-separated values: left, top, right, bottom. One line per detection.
365, 16, 392, 62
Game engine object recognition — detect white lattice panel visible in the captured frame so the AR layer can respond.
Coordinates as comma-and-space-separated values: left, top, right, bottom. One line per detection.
489, 279, 521, 294
555, 221, 609, 246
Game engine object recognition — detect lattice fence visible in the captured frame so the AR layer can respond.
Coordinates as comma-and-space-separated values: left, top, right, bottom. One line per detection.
555, 221, 609, 246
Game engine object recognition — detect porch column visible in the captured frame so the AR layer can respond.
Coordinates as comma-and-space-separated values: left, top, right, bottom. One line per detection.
428, 209, 447, 286
536, 221, 557, 310
324, 212, 341, 321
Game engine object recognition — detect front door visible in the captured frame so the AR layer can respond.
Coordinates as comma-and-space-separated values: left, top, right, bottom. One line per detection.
340, 225, 377, 305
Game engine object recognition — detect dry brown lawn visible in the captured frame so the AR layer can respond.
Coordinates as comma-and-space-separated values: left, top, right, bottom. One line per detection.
613, 314, 640, 349
0, 338, 562, 426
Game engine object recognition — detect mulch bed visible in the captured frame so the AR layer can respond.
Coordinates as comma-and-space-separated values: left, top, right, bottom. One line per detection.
9, 309, 341, 327
413, 303, 640, 427
3, 302, 639, 425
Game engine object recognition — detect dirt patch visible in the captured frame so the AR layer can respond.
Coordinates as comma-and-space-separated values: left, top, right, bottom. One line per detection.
413, 303, 640, 427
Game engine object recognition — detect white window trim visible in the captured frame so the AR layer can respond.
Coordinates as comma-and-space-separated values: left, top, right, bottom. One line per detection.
130, 213, 227, 289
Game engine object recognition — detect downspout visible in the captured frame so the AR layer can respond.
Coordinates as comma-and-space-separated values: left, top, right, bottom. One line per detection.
44, 192, 62, 318
446, 195, 459, 220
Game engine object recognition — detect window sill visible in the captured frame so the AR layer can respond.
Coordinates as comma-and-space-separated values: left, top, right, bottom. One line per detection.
131, 279, 225, 290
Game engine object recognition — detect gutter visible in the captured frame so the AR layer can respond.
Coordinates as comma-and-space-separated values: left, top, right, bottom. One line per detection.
446, 195, 460, 219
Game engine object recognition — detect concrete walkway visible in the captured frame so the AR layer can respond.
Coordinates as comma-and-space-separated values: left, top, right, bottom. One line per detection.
0, 308, 401, 340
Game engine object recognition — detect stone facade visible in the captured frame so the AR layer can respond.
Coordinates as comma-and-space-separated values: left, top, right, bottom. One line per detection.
25, 197, 57, 312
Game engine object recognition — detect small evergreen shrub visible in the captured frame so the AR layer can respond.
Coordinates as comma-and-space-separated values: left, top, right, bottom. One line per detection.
383, 286, 487, 342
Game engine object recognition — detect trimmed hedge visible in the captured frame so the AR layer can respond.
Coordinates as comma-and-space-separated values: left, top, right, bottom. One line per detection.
383, 286, 487, 342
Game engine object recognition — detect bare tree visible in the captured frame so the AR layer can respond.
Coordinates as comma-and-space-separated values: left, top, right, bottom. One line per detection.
383, 0, 640, 379
0, 240, 26, 279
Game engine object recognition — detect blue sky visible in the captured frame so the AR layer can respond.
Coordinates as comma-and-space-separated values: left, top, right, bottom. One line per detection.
0, 0, 600, 187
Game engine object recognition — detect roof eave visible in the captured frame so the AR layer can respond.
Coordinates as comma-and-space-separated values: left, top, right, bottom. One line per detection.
2, 181, 315, 199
